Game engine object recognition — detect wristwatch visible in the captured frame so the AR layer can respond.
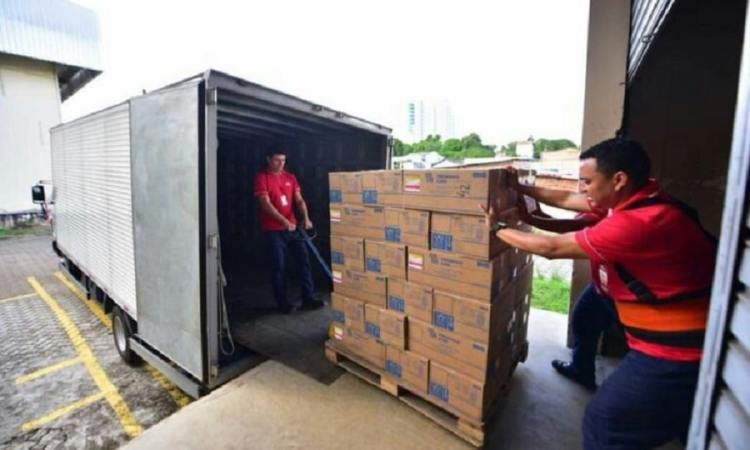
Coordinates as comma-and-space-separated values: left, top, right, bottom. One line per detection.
490, 221, 508, 233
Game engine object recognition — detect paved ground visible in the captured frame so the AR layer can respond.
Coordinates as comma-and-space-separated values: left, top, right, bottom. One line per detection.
0, 234, 190, 449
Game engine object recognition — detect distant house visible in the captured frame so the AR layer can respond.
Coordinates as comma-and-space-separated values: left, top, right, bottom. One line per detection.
516, 140, 535, 158
0, 0, 101, 214
391, 151, 445, 169
534, 147, 580, 178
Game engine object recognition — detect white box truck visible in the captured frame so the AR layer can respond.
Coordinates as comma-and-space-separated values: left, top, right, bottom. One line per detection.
45, 70, 391, 396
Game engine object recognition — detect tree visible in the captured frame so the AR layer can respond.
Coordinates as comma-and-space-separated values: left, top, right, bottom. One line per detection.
533, 138, 577, 158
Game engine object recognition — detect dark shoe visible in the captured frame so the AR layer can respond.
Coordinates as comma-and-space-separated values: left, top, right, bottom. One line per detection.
300, 298, 324, 310
551, 359, 597, 391
278, 304, 297, 315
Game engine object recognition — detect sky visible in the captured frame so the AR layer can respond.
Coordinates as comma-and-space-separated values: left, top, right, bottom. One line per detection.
65, 0, 590, 148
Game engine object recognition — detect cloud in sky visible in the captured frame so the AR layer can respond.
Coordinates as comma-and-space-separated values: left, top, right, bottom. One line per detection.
66, 0, 590, 147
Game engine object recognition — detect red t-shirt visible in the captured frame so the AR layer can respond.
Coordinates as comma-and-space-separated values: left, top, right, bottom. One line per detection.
575, 180, 716, 361
254, 170, 301, 231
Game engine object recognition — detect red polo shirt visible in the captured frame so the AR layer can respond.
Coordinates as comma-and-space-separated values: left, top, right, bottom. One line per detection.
254, 170, 301, 231
575, 180, 716, 361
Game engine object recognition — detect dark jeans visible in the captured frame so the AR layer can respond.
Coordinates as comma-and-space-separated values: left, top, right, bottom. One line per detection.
571, 283, 619, 381
583, 350, 700, 449
266, 230, 315, 307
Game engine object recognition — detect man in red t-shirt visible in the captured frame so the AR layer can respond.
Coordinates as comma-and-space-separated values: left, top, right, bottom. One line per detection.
481, 138, 716, 449
254, 147, 322, 314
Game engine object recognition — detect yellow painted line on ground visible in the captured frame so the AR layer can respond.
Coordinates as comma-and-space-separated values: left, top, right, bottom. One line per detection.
16, 357, 82, 385
0, 292, 37, 305
53, 271, 192, 408
27, 277, 143, 438
22, 392, 105, 433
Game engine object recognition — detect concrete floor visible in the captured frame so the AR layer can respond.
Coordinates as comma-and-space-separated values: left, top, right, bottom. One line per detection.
125, 308, 621, 450
0, 235, 187, 448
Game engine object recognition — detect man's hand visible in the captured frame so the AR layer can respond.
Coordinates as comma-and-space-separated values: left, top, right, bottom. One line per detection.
479, 204, 495, 230
285, 220, 296, 232
304, 218, 314, 230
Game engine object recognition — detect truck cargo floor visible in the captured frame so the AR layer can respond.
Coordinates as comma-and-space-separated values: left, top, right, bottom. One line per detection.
227, 289, 343, 386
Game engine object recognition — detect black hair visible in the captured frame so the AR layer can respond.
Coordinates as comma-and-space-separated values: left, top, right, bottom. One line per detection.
580, 138, 651, 187
266, 144, 287, 158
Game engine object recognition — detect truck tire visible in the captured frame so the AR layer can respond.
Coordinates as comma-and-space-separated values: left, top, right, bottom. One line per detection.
112, 306, 142, 366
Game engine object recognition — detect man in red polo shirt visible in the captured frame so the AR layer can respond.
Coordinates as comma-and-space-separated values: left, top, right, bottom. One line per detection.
254, 146, 322, 314
481, 138, 716, 449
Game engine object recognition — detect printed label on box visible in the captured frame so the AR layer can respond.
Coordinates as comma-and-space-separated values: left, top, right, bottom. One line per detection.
431, 233, 454, 251
362, 190, 379, 205
333, 310, 345, 323
404, 176, 422, 192
408, 253, 424, 271
433, 311, 455, 332
388, 296, 405, 312
332, 270, 343, 284
366, 322, 381, 339
330, 190, 343, 203
334, 325, 344, 340
330, 209, 342, 223
430, 382, 450, 402
386, 360, 402, 378
331, 251, 344, 265
366, 257, 382, 273
384, 226, 402, 243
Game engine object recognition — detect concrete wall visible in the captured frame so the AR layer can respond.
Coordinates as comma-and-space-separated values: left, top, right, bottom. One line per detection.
624, 0, 747, 235
0, 53, 61, 213
569, 0, 631, 344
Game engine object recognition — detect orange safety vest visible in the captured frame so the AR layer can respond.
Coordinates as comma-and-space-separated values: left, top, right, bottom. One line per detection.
611, 197, 715, 349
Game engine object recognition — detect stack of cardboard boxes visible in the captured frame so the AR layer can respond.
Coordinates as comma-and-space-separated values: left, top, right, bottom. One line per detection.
328, 168, 534, 422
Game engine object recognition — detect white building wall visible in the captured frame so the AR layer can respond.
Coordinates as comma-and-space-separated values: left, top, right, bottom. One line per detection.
0, 53, 61, 213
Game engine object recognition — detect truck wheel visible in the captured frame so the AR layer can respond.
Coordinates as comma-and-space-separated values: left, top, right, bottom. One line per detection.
113, 306, 142, 366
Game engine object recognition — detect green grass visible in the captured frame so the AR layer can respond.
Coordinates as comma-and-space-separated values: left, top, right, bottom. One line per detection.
532, 274, 571, 314
0, 221, 48, 239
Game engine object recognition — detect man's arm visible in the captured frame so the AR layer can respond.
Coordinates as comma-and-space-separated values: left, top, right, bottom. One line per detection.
258, 195, 295, 231
494, 229, 588, 260
517, 184, 591, 213
294, 191, 313, 229
508, 168, 590, 212
519, 194, 594, 233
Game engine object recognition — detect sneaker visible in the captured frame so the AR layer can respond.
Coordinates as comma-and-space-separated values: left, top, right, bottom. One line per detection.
551, 359, 597, 391
300, 298, 324, 310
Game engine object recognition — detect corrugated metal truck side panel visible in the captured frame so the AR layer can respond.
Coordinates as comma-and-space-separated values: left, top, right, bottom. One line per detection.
50, 102, 137, 317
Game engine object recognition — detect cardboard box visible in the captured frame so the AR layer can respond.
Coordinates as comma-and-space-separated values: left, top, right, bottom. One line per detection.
432, 286, 515, 343
364, 304, 382, 339
330, 204, 385, 240
402, 169, 517, 215
510, 246, 533, 271
407, 248, 515, 302
343, 295, 366, 332
429, 361, 491, 421
515, 263, 534, 303
329, 172, 363, 205
332, 266, 387, 308
384, 208, 430, 248
330, 292, 347, 325
380, 308, 407, 349
365, 240, 407, 280
409, 318, 497, 381
430, 213, 503, 259
387, 277, 433, 323
330, 236, 365, 272
385, 347, 429, 394
360, 170, 403, 206
332, 326, 386, 370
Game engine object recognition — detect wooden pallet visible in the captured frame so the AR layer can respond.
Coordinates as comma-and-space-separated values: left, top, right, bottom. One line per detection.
325, 341, 517, 448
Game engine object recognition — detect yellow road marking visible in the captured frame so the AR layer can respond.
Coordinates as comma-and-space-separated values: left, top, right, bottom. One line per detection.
16, 357, 82, 385
22, 392, 105, 432
27, 277, 143, 438
0, 293, 37, 304
53, 271, 192, 408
